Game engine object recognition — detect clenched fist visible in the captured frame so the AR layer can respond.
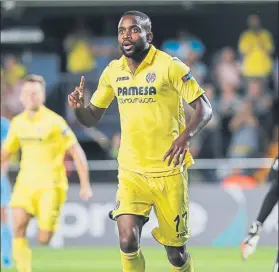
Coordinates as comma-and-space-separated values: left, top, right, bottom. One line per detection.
80, 185, 93, 201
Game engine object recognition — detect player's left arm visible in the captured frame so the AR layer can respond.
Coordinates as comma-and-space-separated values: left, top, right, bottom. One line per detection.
163, 58, 213, 166
57, 118, 92, 201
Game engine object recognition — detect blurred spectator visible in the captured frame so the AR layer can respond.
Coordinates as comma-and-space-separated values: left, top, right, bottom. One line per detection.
214, 47, 242, 90
203, 83, 219, 126
218, 83, 242, 156
246, 79, 272, 115
228, 100, 260, 159
1, 54, 26, 88
238, 14, 274, 79
110, 133, 121, 159
91, 37, 119, 77
274, 58, 278, 94
245, 78, 273, 134
253, 125, 278, 182
271, 96, 278, 130
1, 71, 24, 119
182, 40, 207, 84
202, 84, 221, 158
1, 82, 24, 119
64, 20, 96, 74
203, 84, 218, 109
198, 84, 220, 159
218, 83, 242, 117
161, 38, 207, 84
177, 30, 195, 42
1, 81, 9, 118
161, 40, 182, 57
187, 85, 220, 181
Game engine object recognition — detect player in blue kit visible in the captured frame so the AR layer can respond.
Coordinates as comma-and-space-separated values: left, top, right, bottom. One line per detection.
1, 116, 13, 268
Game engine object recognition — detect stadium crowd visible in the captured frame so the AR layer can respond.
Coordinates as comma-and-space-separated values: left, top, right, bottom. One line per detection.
1, 14, 278, 182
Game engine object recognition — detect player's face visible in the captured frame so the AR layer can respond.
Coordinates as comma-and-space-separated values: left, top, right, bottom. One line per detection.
20, 82, 45, 111
118, 15, 151, 58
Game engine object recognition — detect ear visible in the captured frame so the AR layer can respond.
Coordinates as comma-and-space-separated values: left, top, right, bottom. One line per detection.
147, 32, 153, 44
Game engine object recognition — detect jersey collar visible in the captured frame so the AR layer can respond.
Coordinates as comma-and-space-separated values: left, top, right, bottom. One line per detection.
24, 105, 46, 121
144, 45, 157, 64
119, 45, 157, 69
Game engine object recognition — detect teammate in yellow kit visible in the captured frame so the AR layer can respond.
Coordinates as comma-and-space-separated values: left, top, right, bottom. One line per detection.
68, 11, 212, 272
1, 74, 92, 272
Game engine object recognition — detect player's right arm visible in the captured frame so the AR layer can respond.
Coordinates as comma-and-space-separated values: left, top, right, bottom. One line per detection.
1, 119, 20, 175
68, 66, 115, 128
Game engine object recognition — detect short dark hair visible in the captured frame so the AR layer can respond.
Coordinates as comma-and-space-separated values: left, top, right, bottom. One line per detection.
122, 10, 152, 32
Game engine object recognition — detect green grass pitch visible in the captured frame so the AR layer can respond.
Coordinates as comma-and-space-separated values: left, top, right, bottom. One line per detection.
2, 246, 276, 271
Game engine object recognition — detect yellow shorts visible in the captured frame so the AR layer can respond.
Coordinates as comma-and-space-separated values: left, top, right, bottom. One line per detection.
110, 168, 190, 247
10, 182, 67, 232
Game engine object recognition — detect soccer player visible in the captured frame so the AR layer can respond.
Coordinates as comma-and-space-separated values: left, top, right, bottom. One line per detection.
241, 156, 278, 272
68, 11, 212, 272
1, 116, 12, 268
1, 74, 92, 272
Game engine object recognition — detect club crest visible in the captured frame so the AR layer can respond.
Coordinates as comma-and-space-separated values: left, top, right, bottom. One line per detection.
146, 72, 156, 83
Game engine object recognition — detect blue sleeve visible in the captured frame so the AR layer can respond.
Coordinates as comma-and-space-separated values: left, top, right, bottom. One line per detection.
1, 118, 10, 143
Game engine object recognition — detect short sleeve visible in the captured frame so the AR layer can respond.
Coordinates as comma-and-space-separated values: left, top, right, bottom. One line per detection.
2, 120, 20, 154
90, 65, 115, 108
168, 58, 204, 104
56, 117, 78, 150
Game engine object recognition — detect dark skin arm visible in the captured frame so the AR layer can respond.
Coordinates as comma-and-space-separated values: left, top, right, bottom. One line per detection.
74, 103, 105, 128
163, 94, 213, 167
68, 76, 106, 128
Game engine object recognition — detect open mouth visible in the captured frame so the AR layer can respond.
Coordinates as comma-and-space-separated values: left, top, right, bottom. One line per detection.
122, 41, 134, 51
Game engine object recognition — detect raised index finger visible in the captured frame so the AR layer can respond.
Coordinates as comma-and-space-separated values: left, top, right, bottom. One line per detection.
79, 76, 85, 91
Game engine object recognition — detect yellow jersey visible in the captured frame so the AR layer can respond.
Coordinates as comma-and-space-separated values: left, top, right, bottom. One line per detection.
91, 45, 204, 176
238, 29, 274, 77
68, 40, 95, 73
2, 106, 77, 188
